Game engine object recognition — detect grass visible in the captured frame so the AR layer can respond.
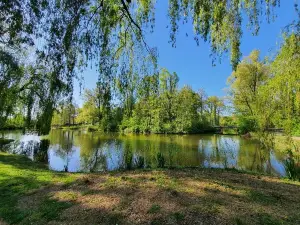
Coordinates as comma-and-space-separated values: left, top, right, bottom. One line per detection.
148, 204, 161, 214
0, 152, 79, 224
1, 152, 300, 224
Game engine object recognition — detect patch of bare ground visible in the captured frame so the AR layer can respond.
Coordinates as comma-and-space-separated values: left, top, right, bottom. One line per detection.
0, 219, 8, 225
16, 169, 300, 225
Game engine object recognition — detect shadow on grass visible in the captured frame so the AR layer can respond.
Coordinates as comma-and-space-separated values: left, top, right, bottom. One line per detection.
0, 153, 48, 170
0, 153, 74, 224
1, 153, 300, 225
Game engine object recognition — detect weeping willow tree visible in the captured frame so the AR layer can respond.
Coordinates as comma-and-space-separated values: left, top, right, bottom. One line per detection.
0, 51, 23, 129
1, 0, 298, 134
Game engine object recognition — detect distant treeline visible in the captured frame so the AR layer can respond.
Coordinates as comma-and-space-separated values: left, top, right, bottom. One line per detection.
52, 69, 226, 134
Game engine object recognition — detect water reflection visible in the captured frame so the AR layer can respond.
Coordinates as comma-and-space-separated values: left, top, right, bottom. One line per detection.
7, 134, 49, 163
0, 130, 291, 176
284, 150, 300, 181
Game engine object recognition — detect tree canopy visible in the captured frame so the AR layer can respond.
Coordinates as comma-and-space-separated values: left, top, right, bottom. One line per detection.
228, 34, 300, 136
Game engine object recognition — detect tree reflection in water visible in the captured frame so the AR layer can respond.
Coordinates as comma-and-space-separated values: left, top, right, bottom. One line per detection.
48, 130, 78, 172
7, 134, 49, 163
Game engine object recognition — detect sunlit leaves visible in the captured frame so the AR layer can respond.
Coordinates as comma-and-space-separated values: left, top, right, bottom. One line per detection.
228, 33, 300, 135
228, 50, 269, 130
266, 34, 300, 133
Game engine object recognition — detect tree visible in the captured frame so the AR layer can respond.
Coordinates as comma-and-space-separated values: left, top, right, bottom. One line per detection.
0, 52, 23, 128
77, 89, 98, 125
174, 86, 201, 133
266, 34, 300, 135
159, 69, 179, 128
227, 33, 300, 137
121, 69, 219, 134
206, 96, 224, 126
197, 88, 207, 117
227, 50, 269, 132
51, 101, 78, 126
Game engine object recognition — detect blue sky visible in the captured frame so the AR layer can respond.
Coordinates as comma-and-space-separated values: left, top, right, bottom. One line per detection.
74, 1, 297, 106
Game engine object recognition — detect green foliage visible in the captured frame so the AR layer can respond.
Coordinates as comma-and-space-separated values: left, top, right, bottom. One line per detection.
148, 204, 161, 214
172, 212, 185, 221
75, 90, 98, 125
292, 124, 300, 137
237, 117, 257, 134
1, 0, 294, 135
267, 34, 300, 135
206, 96, 224, 126
228, 50, 269, 132
227, 35, 300, 181
0, 51, 24, 128
51, 101, 77, 127
173, 86, 201, 133
4, 113, 25, 129
220, 116, 238, 127
118, 69, 222, 134
50, 69, 224, 134
228, 36, 300, 137
74, 83, 118, 132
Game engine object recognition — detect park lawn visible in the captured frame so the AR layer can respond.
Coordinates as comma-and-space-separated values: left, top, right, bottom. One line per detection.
0, 152, 300, 225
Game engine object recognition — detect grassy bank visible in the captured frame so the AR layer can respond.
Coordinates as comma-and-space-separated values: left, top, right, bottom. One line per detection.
1, 152, 300, 225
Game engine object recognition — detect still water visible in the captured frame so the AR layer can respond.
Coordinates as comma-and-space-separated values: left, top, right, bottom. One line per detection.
1, 129, 288, 176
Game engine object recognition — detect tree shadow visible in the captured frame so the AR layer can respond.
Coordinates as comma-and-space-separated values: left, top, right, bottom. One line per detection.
0, 153, 47, 170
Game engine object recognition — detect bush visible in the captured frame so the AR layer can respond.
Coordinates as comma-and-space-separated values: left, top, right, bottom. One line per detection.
292, 123, 300, 137
237, 117, 257, 134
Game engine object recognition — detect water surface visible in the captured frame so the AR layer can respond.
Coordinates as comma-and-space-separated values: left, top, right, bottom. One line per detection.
1, 129, 288, 176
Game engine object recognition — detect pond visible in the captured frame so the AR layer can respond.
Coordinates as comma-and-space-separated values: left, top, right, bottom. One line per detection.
0, 129, 288, 176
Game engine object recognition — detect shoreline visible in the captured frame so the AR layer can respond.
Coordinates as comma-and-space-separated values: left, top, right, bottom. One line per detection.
3, 127, 300, 138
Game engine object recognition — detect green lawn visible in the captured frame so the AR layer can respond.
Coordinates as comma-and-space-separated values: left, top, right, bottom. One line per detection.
1, 152, 300, 225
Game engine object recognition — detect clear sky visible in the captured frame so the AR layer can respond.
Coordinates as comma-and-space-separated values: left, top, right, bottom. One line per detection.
73, 1, 297, 106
